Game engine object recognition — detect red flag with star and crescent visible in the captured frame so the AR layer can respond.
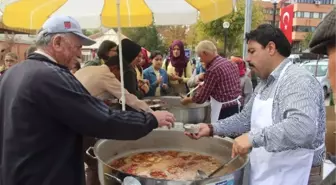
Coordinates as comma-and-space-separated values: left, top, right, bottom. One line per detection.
279, 4, 294, 44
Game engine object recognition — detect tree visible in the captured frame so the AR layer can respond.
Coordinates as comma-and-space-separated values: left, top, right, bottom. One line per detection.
299, 32, 313, 51
185, 22, 216, 51
198, 0, 265, 56
82, 29, 100, 36
122, 25, 166, 53
156, 26, 188, 49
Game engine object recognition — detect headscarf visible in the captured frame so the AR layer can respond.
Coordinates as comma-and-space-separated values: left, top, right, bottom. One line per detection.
169, 40, 188, 77
140, 48, 151, 69
231, 56, 246, 77
118, 39, 142, 64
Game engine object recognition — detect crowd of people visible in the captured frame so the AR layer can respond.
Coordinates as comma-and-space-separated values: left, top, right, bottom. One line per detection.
0, 8, 335, 185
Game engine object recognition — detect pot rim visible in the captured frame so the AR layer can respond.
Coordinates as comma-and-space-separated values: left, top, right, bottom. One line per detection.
144, 96, 210, 109
92, 133, 250, 183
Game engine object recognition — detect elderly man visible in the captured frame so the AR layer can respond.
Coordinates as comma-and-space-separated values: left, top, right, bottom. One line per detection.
309, 8, 335, 111
181, 40, 242, 123
0, 15, 175, 185
185, 24, 326, 185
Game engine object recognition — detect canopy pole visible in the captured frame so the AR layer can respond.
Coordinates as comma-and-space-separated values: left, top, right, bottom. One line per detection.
116, 0, 126, 111
242, 0, 253, 60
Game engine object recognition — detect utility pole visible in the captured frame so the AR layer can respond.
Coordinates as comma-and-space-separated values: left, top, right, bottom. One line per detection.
242, 0, 253, 60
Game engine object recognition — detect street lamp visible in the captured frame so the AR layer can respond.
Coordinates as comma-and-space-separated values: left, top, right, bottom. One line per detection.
272, 0, 278, 27
223, 21, 230, 57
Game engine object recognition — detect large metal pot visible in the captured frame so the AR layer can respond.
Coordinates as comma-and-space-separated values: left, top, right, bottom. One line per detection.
144, 96, 210, 123
87, 130, 250, 185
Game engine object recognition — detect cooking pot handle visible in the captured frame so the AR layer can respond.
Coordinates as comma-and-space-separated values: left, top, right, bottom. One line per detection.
104, 173, 123, 184
85, 147, 97, 159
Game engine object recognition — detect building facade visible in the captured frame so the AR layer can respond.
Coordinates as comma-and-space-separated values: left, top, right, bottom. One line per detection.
257, 0, 334, 52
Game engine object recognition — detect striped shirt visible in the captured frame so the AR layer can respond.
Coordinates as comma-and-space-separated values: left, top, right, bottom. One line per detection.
192, 56, 242, 108
213, 59, 326, 166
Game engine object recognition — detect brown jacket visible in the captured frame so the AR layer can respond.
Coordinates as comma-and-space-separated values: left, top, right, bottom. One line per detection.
75, 64, 152, 112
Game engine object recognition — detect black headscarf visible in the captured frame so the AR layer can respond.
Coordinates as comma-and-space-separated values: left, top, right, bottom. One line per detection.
117, 39, 142, 64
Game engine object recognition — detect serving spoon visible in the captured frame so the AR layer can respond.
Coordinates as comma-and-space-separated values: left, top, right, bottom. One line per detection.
196, 155, 240, 179
179, 82, 204, 98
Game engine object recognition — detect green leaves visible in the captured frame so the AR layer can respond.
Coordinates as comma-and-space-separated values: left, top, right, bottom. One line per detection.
197, 0, 265, 56
300, 32, 313, 51
122, 25, 166, 53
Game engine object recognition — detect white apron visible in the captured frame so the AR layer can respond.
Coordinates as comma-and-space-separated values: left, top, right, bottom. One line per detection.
210, 95, 241, 123
249, 62, 324, 185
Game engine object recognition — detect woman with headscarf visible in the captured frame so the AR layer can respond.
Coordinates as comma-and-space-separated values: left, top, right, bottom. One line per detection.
139, 48, 152, 69
119, 39, 149, 99
231, 56, 253, 106
163, 40, 192, 95
134, 48, 151, 87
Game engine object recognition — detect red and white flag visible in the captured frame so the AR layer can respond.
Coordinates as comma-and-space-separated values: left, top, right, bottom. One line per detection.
279, 4, 294, 44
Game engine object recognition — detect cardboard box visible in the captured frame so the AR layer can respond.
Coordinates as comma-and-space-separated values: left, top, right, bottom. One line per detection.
325, 106, 336, 155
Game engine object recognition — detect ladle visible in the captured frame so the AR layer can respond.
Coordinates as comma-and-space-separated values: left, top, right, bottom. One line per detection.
196, 155, 240, 179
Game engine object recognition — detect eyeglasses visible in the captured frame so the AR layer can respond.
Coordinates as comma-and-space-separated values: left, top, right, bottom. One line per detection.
5, 59, 16, 63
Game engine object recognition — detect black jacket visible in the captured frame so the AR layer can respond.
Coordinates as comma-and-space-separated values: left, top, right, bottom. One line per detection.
123, 65, 145, 99
0, 53, 158, 185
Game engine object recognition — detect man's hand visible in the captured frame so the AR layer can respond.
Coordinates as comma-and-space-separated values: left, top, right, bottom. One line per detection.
198, 73, 205, 81
184, 123, 211, 139
180, 97, 193, 105
152, 111, 176, 128
231, 133, 252, 158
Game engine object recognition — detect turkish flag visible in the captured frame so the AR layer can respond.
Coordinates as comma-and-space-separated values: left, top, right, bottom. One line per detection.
279, 4, 294, 44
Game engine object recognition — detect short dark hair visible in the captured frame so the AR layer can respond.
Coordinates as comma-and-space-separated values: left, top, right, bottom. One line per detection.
24, 45, 37, 58
105, 56, 120, 67
149, 50, 162, 59
97, 40, 117, 60
245, 24, 291, 57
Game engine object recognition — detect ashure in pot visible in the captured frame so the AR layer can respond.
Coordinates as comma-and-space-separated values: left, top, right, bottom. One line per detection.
87, 130, 250, 185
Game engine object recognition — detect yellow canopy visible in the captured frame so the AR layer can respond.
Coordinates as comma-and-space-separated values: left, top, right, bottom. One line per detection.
2, 0, 233, 29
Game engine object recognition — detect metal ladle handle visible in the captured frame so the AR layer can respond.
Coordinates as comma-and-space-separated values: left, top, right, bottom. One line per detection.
85, 147, 97, 159
208, 155, 240, 178
104, 173, 123, 184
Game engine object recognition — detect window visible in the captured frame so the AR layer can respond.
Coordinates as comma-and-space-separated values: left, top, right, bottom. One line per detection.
294, 11, 304, 18
304, 12, 310, 18
303, 64, 328, 77
293, 11, 329, 19
295, 0, 334, 4
319, 12, 323, 19
293, 26, 316, 32
313, 12, 319, 18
